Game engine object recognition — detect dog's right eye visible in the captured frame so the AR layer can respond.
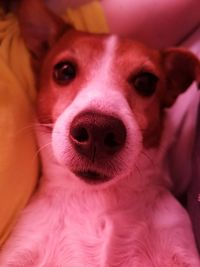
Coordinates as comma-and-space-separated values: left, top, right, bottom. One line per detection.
53, 61, 76, 85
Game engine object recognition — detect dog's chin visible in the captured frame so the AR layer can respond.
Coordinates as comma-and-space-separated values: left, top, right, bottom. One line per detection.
73, 169, 112, 185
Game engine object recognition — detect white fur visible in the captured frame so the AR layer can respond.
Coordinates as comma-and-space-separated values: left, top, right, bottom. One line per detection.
0, 36, 199, 267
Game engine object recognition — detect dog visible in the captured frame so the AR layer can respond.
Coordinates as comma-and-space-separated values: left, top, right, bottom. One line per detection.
0, 0, 200, 266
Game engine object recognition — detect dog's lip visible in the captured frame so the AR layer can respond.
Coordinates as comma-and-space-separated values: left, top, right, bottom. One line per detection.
73, 169, 111, 184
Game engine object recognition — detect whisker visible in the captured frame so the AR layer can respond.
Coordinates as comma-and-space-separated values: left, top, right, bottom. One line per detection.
34, 123, 53, 128
141, 151, 156, 169
14, 122, 54, 138
35, 122, 53, 128
14, 124, 36, 136
31, 142, 52, 163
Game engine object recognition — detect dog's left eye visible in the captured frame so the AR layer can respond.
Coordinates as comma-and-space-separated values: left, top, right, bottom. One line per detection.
53, 61, 76, 85
129, 72, 158, 97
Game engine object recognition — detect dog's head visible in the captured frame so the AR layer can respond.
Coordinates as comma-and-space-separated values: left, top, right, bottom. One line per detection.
19, 0, 200, 185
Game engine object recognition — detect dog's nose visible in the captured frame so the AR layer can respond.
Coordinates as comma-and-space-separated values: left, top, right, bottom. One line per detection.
69, 111, 126, 161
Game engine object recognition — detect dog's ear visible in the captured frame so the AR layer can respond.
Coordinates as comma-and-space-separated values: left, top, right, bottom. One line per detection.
18, 0, 69, 61
162, 48, 200, 107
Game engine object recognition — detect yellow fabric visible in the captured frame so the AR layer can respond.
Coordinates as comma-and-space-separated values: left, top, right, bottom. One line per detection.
0, 11, 38, 246
63, 1, 108, 33
0, 1, 108, 247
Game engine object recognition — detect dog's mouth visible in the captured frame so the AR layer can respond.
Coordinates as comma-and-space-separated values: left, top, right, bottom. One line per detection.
73, 169, 111, 184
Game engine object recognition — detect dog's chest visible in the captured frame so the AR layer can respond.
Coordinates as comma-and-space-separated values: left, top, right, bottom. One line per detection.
31, 188, 148, 267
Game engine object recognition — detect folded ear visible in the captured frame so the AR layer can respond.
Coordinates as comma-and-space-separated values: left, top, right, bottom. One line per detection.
162, 48, 200, 107
18, 0, 69, 61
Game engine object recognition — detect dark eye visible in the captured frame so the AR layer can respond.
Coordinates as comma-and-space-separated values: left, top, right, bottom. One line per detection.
53, 61, 76, 85
129, 72, 158, 97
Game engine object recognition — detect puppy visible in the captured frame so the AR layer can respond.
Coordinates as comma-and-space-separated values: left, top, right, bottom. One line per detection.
0, 0, 200, 266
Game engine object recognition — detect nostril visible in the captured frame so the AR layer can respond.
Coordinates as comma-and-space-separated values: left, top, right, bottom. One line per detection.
104, 132, 119, 148
71, 127, 89, 143
104, 122, 126, 154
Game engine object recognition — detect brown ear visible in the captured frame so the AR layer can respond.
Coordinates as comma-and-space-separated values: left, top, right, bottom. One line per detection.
18, 0, 69, 61
162, 48, 200, 107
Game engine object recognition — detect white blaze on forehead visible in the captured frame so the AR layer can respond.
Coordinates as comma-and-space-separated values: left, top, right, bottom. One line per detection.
72, 34, 119, 107
92, 34, 118, 84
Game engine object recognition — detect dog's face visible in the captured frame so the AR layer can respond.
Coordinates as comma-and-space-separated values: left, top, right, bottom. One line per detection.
38, 32, 164, 184
19, 0, 200, 185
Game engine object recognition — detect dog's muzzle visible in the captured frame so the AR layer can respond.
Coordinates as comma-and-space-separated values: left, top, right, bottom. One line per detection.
69, 110, 127, 183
